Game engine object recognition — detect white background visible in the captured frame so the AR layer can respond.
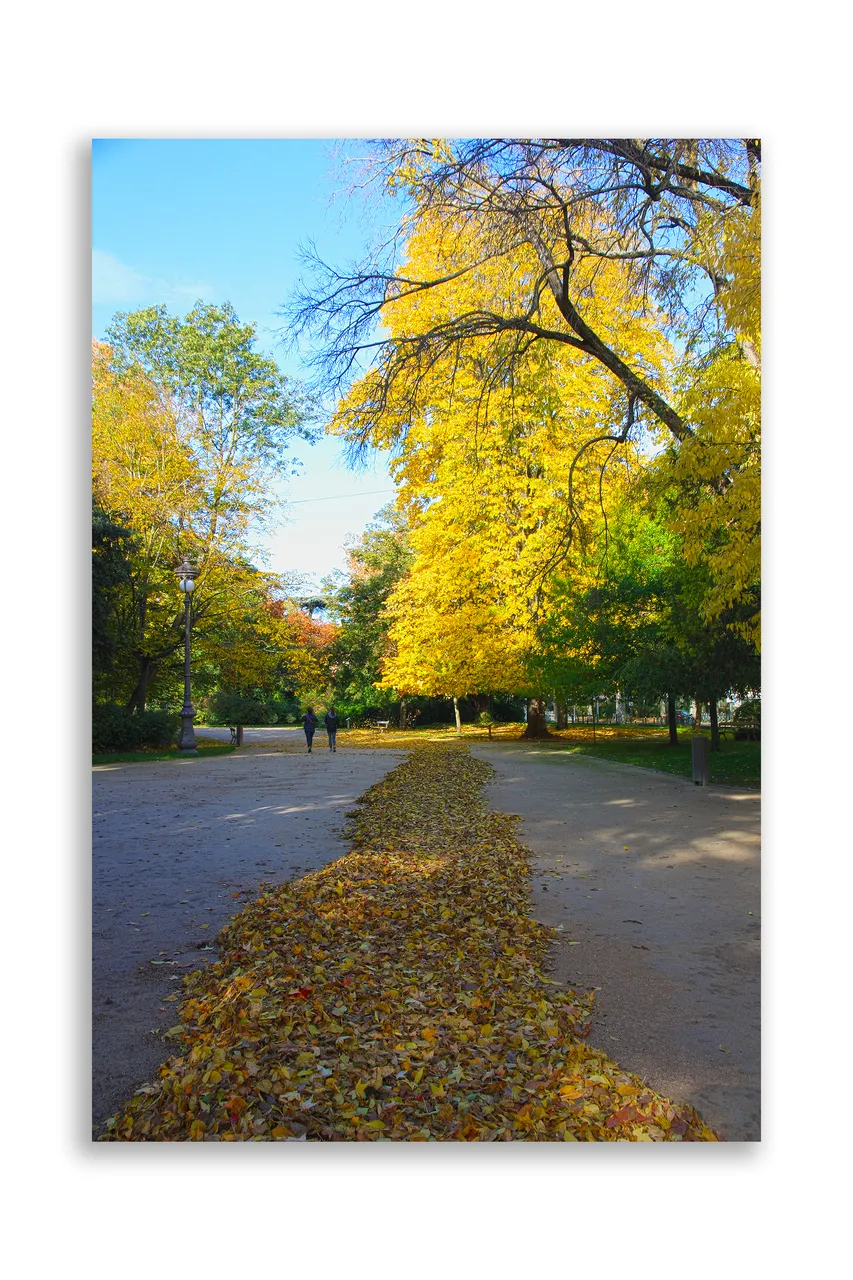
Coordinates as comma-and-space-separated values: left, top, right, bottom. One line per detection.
2, 3, 849, 1275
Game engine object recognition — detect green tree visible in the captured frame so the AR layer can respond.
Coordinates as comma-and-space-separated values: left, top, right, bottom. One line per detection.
324, 507, 413, 723
93, 303, 314, 710
92, 502, 136, 694
539, 500, 759, 748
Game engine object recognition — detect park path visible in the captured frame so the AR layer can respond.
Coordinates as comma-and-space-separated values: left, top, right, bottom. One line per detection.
92, 742, 404, 1132
469, 743, 761, 1141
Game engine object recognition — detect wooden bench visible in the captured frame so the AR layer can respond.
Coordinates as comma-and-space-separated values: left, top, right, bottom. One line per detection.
229, 726, 244, 745
719, 721, 759, 741
375, 720, 390, 732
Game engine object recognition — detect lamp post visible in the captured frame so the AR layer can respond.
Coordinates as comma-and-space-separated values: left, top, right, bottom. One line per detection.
175, 558, 200, 753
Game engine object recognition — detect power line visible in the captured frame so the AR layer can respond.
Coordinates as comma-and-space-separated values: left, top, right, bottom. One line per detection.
287, 488, 395, 505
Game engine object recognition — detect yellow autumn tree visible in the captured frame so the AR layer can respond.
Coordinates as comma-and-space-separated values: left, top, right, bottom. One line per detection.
296, 139, 761, 657
203, 594, 336, 701
329, 208, 669, 728
93, 340, 202, 706
667, 198, 761, 646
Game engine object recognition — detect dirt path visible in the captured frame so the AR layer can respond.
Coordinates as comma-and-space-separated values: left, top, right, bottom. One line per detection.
92, 744, 404, 1132
469, 744, 761, 1141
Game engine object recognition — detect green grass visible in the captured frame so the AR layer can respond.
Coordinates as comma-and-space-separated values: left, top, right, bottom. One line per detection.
563, 731, 760, 789
92, 743, 236, 766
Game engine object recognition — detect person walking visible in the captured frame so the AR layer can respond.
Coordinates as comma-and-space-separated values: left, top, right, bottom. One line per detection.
302, 706, 318, 752
324, 706, 339, 752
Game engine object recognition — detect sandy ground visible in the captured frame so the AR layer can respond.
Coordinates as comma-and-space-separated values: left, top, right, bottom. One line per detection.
92, 740, 404, 1132
470, 744, 761, 1141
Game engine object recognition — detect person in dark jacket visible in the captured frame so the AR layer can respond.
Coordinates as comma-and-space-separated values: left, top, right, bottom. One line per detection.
324, 707, 338, 752
302, 706, 318, 752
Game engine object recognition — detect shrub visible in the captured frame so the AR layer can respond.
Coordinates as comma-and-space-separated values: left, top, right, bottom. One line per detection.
205, 690, 277, 726
269, 694, 302, 724
733, 696, 761, 741
490, 694, 526, 723
92, 704, 180, 753
733, 697, 761, 724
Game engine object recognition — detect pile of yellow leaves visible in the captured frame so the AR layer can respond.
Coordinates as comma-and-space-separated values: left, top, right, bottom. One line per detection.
103, 745, 718, 1141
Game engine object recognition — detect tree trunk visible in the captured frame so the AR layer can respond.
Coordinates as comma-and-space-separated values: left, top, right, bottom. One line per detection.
126, 655, 156, 713
399, 698, 407, 730
556, 700, 568, 730
709, 698, 720, 752
452, 696, 462, 736
523, 696, 552, 739
667, 693, 679, 746
693, 699, 702, 730
615, 689, 625, 725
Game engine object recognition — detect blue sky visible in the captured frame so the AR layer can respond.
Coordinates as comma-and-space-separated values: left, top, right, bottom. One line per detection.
92, 139, 397, 587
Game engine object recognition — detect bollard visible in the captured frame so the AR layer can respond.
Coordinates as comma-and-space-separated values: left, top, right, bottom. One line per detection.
691, 735, 709, 785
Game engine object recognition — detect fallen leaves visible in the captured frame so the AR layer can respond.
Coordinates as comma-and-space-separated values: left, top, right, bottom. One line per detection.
102, 745, 718, 1142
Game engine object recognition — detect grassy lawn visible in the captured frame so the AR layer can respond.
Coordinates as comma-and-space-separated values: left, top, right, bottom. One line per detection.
92, 742, 236, 766
342, 723, 760, 789
556, 729, 760, 789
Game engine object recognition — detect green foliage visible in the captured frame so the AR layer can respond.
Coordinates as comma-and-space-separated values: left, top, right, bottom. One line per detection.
324, 506, 414, 719
92, 704, 179, 753
105, 301, 315, 492
92, 504, 136, 691
539, 495, 759, 712
205, 690, 278, 727
268, 693, 303, 725
489, 694, 527, 723
569, 734, 760, 790
93, 303, 314, 713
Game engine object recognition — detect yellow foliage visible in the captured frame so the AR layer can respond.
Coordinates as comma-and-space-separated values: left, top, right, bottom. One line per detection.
330, 209, 668, 698
92, 340, 196, 559
669, 199, 761, 646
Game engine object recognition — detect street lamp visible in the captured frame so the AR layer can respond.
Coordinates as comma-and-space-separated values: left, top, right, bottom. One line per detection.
174, 558, 200, 753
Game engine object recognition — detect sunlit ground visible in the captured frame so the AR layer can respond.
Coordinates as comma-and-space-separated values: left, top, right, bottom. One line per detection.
341, 723, 760, 789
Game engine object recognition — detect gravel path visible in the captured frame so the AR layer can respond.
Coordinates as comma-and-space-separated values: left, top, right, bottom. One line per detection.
469, 744, 761, 1141
92, 742, 404, 1132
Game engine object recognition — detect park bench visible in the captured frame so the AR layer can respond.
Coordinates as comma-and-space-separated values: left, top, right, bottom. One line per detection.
719, 721, 759, 741
229, 726, 244, 745
375, 720, 391, 731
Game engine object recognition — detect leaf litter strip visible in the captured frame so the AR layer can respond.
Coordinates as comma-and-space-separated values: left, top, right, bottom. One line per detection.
103, 745, 718, 1141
